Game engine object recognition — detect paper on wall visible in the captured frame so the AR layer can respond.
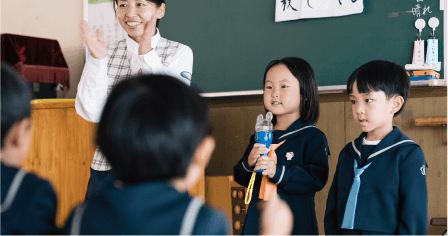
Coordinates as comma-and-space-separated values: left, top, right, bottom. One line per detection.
275, 0, 364, 22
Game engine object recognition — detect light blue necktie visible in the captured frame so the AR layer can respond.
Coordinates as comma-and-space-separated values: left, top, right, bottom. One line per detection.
341, 159, 372, 229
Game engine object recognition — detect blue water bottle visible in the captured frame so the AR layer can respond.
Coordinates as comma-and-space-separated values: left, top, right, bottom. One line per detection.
254, 112, 273, 173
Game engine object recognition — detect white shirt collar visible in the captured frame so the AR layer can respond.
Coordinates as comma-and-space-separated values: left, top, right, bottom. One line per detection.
125, 28, 161, 56
362, 137, 381, 145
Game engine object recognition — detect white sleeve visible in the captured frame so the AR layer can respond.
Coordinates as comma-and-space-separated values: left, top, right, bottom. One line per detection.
139, 45, 193, 85
75, 56, 110, 123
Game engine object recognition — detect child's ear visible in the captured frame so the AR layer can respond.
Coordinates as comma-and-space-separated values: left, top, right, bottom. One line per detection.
157, 3, 166, 19
183, 136, 216, 189
193, 136, 216, 169
4, 123, 20, 148
390, 95, 404, 115
15, 118, 32, 147
1, 118, 32, 167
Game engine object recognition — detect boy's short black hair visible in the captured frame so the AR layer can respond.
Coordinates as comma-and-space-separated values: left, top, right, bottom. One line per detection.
263, 57, 320, 124
96, 74, 210, 183
347, 60, 410, 116
1, 62, 32, 149
113, 0, 165, 28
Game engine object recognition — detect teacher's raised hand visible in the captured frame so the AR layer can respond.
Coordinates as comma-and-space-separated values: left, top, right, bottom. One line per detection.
138, 21, 155, 55
80, 20, 107, 60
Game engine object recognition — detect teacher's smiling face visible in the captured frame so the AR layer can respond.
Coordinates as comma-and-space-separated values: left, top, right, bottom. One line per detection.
116, 0, 165, 43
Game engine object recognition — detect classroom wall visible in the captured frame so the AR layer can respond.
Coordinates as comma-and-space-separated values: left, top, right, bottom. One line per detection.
206, 88, 447, 235
1, 0, 84, 98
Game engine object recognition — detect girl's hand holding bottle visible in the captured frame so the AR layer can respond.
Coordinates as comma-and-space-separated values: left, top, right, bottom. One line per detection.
254, 156, 276, 178
248, 144, 270, 167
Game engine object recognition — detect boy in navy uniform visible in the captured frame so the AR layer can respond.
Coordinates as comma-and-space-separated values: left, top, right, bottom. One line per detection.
324, 60, 428, 235
64, 74, 228, 234
1, 63, 58, 234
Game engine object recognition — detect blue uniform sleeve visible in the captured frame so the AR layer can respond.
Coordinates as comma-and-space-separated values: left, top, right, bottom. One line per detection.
233, 135, 256, 187
324, 151, 342, 235
269, 131, 329, 195
22, 181, 59, 235
193, 208, 230, 235
397, 146, 428, 235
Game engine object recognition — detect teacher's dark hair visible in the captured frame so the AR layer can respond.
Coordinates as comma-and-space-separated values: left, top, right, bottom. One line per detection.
1, 62, 32, 149
263, 57, 320, 124
113, 0, 165, 27
96, 74, 210, 183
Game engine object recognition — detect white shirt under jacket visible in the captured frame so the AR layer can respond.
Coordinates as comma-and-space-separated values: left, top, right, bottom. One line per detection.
75, 29, 193, 171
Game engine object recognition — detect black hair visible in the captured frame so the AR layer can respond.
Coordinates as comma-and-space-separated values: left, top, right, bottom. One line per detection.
263, 57, 320, 124
96, 74, 210, 183
346, 60, 410, 116
113, 0, 165, 28
1, 62, 32, 149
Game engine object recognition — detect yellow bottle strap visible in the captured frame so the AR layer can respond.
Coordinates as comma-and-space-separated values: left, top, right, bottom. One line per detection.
245, 171, 257, 205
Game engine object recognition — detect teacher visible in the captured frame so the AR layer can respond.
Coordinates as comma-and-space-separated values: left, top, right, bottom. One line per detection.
75, 0, 193, 199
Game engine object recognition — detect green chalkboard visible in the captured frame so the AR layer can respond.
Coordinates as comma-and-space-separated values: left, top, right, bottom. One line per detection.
160, 0, 444, 93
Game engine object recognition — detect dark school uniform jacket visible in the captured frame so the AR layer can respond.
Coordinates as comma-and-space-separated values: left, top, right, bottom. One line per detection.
1, 162, 58, 235
234, 118, 330, 235
324, 127, 428, 235
63, 180, 229, 235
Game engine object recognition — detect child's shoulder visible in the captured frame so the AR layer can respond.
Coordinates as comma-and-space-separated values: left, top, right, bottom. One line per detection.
2, 165, 55, 195
284, 124, 327, 140
19, 171, 57, 199
339, 130, 423, 160
195, 201, 229, 234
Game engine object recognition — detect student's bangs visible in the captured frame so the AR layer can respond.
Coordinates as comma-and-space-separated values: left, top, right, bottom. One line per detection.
347, 60, 409, 100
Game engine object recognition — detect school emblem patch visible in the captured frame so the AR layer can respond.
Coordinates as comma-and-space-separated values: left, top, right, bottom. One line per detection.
286, 152, 294, 160
420, 165, 426, 175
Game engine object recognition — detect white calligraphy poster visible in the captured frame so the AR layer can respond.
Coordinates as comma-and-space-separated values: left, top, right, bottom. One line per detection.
275, 0, 364, 22
86, 0, 127, 48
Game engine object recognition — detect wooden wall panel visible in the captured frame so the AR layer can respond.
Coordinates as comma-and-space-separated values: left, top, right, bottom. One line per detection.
207, 105, 265, 176
22, 102, 96, 226
398, 97, 447, 235
314, 101, 346, 235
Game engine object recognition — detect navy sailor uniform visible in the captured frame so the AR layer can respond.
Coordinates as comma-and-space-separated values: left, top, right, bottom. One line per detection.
1, 162, 58, 235
324, 127, 428, 235
63, 180, 229, 235
234, 117, 330, 235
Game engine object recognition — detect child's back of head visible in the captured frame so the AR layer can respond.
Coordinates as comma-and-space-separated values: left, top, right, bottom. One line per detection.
96, 74, 211, 183
65, 74, 230, 235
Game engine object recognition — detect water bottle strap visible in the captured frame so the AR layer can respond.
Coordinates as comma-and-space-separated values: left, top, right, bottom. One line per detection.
245, 172, 257, 204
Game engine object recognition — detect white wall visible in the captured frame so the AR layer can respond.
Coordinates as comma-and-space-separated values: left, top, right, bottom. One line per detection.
1, 0, 85, 98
